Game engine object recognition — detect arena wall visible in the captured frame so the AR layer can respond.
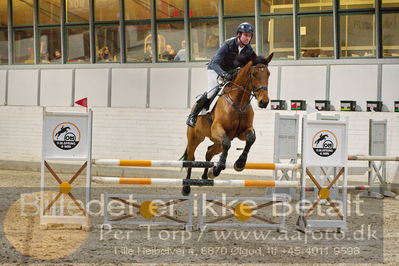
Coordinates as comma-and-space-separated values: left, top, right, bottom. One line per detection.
0, 62, 398, 111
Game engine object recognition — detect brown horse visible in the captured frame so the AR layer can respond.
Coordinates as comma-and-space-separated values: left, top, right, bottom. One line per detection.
181, 53, 274, 195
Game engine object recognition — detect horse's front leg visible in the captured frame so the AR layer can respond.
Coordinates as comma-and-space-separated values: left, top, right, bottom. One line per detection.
202, 144, 223, 179
234, 129, 256, 171
208, 136, 231, 179
182, 167, 192, 196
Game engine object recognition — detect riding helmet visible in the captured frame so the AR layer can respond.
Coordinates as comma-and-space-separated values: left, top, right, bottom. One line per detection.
236, 22, 254, 36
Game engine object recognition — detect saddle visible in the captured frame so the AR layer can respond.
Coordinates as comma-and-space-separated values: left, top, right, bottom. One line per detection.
198, 68, 239, 116
198, 82, 228, 116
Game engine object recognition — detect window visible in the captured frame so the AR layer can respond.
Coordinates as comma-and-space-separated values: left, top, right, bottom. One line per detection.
66, 0, 90, 63
66, 27, 90, 62
339, 0, 374, 9
224, 0, 254, 15
299, 0, 332, 12
95, 0, 119, 21
190, 21, 218, 61
2, 0, 399, 64
95, 25, 120, 62
300, 15, 333, 58
0, 0, 7, 27
261, 17, 294, 59
126, 24, 152, 62
0, 30, 7, 64
125, 0, 151, 20
38, 0, 61, 64
39, 0, 61, 25
13, 0, 34, 26
156, 22, 184, 62
125, 1, 151, 62
224, 19, 256, 50
156, 1, 184, 62
189, 0, 218, 17
0, 0, 7, 64
261, 0, 293, 14
340, 14, 375, 58
14, 29, 34, 63
94, 0, 120, 63
382, 0, 399, 8
39, 28, 61, 63
382, 13, 399, 57
156, 0, 184, 19
66, 0, 89, 23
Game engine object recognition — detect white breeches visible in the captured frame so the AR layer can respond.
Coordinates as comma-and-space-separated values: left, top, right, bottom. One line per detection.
206, 70, 220, 99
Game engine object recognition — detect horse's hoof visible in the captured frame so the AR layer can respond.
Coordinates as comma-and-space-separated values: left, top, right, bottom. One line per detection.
234, 161, 245, 172
182, 186, 191, 196
207, 168, 216, 179
210, 166, 222, 178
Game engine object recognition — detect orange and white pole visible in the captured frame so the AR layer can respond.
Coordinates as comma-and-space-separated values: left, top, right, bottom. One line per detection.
93, 159, 300, 170
93, 177, 299, 187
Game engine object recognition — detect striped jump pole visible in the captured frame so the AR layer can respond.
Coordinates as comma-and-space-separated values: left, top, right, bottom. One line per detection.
93, 159, 299, 170
93, 177, 299, 187
348, 155, 399, 161
305, 185, 370, 192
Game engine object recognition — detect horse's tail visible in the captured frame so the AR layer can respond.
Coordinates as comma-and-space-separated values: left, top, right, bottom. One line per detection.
179, 149, 189, 172
179, 149, 188, 161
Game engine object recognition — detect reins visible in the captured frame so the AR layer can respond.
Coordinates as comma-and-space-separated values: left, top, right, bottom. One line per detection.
220, 65, 268, 116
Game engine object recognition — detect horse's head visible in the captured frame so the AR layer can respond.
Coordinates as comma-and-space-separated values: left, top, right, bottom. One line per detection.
249, 53, 273, 108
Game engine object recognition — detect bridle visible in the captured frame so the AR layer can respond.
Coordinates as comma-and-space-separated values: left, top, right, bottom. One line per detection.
221, 65, 269, 115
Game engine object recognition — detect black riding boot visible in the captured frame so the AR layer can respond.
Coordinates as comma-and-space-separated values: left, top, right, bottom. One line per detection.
186, 93, 210, 128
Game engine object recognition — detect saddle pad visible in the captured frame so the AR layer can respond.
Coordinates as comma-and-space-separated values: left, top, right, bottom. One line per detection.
198, 83, 228, 116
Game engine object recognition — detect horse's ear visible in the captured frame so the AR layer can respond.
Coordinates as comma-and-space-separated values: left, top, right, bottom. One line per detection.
265, 53, 274, 64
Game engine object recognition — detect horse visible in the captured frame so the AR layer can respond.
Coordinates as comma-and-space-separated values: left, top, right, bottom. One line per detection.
180, 53, 274, 195
55, 126, 70, 139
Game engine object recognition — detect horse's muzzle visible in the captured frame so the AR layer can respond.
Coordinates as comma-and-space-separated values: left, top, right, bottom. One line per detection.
258, 100, 269, 108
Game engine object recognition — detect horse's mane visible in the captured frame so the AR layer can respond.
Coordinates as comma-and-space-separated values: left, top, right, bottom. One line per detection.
233, 53, 269, 83
252, 56, 269, 66
234, 53, 269, 68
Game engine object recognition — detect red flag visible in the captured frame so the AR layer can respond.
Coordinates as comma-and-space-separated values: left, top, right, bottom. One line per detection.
291, 103, 298, 109
75, 97, 88, 108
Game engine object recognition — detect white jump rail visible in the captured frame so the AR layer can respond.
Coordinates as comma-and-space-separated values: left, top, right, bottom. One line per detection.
93, 159, 300, 170
93, 177, 299, 187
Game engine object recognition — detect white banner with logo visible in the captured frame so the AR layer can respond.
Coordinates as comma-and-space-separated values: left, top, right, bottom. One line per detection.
43, 111, 91, 160
302, 118, 348, 167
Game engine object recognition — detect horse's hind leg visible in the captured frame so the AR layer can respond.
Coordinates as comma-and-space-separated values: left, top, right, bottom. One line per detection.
201, 143, 223, 179
182, 128, 204, 196
234, 129, 256, 171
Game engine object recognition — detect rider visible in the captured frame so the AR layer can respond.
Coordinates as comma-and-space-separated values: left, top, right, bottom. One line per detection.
186, 22, 256, 128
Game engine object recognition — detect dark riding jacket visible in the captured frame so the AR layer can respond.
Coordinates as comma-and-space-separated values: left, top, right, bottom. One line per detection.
208, 37, 255, 76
